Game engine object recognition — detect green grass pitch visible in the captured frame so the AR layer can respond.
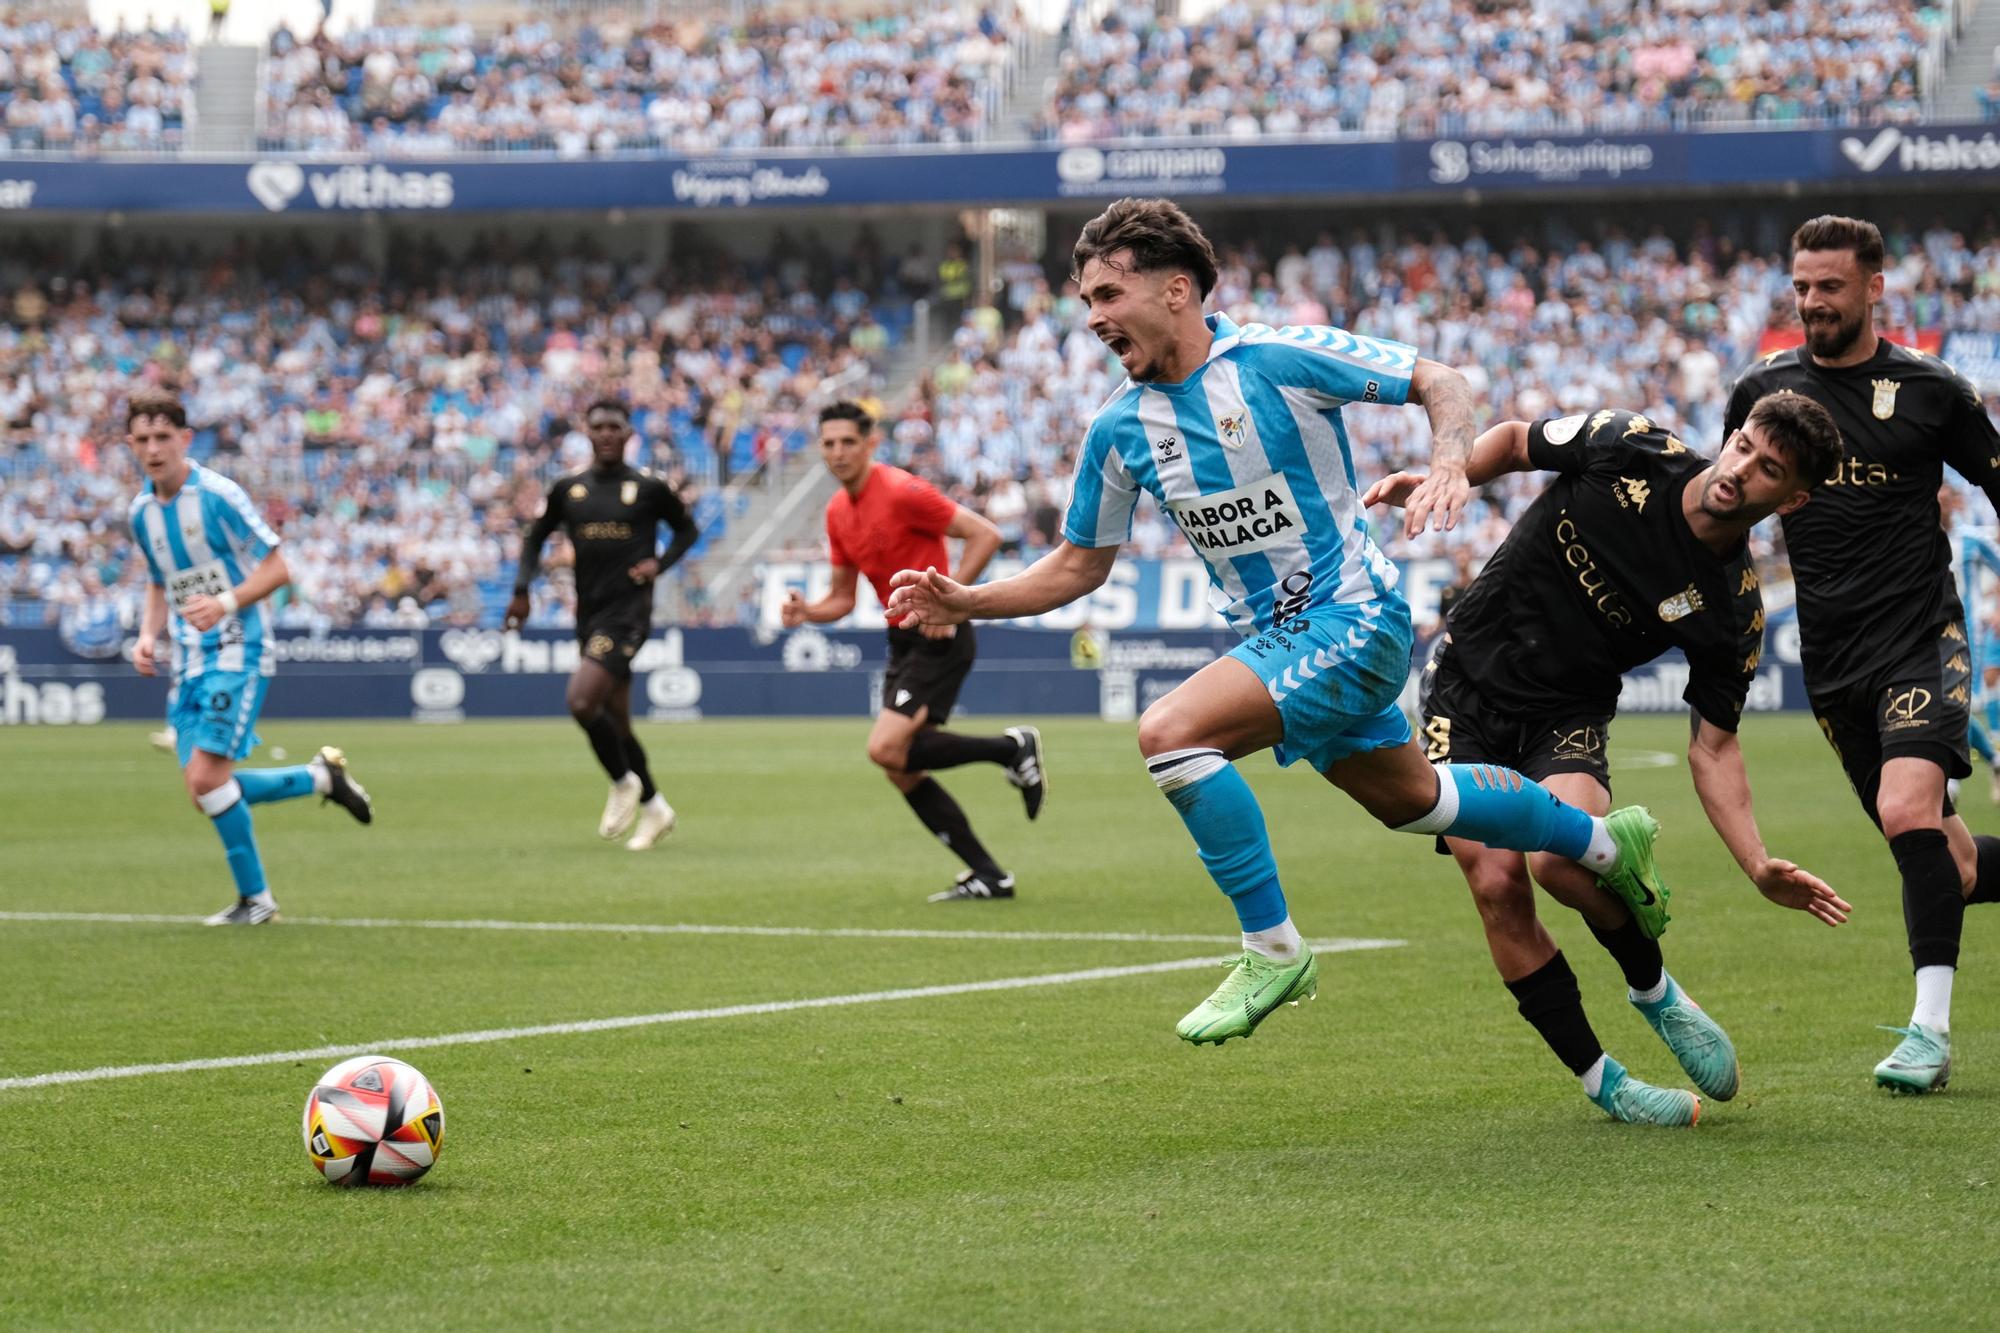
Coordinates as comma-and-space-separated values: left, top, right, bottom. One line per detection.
3, 714, 1997, 1328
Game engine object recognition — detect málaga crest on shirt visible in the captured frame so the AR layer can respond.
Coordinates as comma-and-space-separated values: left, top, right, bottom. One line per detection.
1217, 412, 1247, 450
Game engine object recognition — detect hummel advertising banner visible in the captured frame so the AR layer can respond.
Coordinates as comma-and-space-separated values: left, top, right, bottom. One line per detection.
0, 123, 1993, 215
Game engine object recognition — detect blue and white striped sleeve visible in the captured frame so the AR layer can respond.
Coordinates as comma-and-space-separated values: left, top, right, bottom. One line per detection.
1235, 323, 1417, 409
128, 495, 164, 587
1060, 412, 1140, 549
206, 476, 280, 563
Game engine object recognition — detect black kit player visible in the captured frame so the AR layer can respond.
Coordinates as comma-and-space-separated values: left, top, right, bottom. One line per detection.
1367, 396, 1851, 1125
506, 398, 701, 851
1727, 214, 2000, 1093
781, 400, 1047, 903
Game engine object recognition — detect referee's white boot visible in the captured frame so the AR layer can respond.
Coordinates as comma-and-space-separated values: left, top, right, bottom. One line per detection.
599, 773, 643, 839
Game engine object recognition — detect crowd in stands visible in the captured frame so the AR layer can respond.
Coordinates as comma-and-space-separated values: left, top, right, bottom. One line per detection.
0, 230, 902, 631
891, 215, 2000, 599
261, 11, 1012, 156
7, 213, 1999, 634
0, 16, 190, 152
1043, 0, 1942, 142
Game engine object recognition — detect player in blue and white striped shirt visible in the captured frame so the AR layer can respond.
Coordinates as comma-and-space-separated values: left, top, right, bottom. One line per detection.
126, 390, 374, 925
890, 199, 1676, 1045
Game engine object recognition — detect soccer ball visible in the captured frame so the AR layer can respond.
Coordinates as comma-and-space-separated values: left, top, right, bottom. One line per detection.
302, 1054, 445, 1186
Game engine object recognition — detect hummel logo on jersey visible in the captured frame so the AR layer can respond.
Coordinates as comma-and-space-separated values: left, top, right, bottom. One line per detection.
895, 689, 913, 706
1617, 477, 1651, 512
1155, 434, 1181, 462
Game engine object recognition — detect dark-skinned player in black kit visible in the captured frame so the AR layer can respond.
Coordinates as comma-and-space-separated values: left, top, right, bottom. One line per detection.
507, 397, 701, 851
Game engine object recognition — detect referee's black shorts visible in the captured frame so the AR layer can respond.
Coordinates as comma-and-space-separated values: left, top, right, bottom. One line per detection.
883, 623, 977, 723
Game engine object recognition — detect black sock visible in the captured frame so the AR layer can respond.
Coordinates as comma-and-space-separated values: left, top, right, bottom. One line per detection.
1892, 828, 1964, 970
1586, 916, 1665, 992
623, 732, 657, 803
903, 778, 1004, 880
578, 713, 630, 782
1503, 951, 1603, 1077
1970, 834, 2000, 905
905, 729, 1018, 772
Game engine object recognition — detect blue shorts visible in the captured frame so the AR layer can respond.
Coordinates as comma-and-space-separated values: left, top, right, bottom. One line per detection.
1229, 600, 1414, 773
172, 672, 270, 768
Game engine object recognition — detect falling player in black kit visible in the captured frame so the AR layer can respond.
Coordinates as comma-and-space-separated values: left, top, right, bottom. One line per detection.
1727, 214, 2000, 1092
1367, 396, 1850, 1124
506, 398, 701, 850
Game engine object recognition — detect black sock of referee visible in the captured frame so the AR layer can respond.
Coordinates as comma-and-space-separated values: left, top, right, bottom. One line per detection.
622, 731, 658, 803
906, 729, 1018, 772
1969, 834, 2000, 905
578, 714, 630, 783
1892, 828, 1964, 969
903, 778, 1005, 881
1587, 916, 1665, 992
1504, 952, 1603, 1077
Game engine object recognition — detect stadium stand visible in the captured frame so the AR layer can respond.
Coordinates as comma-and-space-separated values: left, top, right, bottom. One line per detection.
0, 228, 900, 630
0, 16, 192, 151
258, 9, 1017, 155
1041, 0, 1944, 141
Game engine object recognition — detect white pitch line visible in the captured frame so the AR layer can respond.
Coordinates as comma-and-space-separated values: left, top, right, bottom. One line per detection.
0, 942, 1403, 1092
0, 910, 1405, 951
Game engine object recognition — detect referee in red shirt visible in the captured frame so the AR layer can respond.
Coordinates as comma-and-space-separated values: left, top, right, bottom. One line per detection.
783, 401, 1047, 901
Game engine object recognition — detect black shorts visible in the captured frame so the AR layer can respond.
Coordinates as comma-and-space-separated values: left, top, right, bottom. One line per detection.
576, 598, 652, 680
1810, 619, 1971, 824
1419, 639, 1614, 851
883, 623, 977, 723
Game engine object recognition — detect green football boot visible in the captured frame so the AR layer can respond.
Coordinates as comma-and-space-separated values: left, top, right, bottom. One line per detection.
1632, 974, 1739, 1101
1587, 1055, 1701, 1127
1176, 947, 1318, 1046
1873, 1023, 1951, 1094
1597, 806, 1671, 938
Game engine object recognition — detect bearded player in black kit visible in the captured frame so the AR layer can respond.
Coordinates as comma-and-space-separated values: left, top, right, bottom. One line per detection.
507, 397, 701, 851
1726, 215, 2000, 1092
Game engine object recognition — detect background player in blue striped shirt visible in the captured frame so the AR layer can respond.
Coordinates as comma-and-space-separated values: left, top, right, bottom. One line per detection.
126, 390, 373, 925
890, 198, 1675, 1046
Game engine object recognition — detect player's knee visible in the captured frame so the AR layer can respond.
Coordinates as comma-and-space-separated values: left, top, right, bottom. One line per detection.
867, 735, 910, 772
1464, 863, 1534, 934
1525, 849, 1577, 892
1876, 791, 1940, 839
1136, 696, 1198, 758
567, 691, 604, 725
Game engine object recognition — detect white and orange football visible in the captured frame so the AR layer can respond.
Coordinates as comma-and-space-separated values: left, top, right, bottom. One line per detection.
302, 1055, 445, 1186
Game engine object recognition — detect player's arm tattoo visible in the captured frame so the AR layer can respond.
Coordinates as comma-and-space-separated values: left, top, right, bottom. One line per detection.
1410, 360, 1476, 471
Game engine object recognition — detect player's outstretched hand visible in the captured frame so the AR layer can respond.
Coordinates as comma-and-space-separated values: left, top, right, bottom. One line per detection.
629, 557, 661, 585
1752, 858, 1851, 926
886, 566, 972, 628
502, 591, 530, 631
779, 591, 808, 629
1362, 471, 1425, 510
131, 636, 157, 677
1399, 463, 1469, 539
